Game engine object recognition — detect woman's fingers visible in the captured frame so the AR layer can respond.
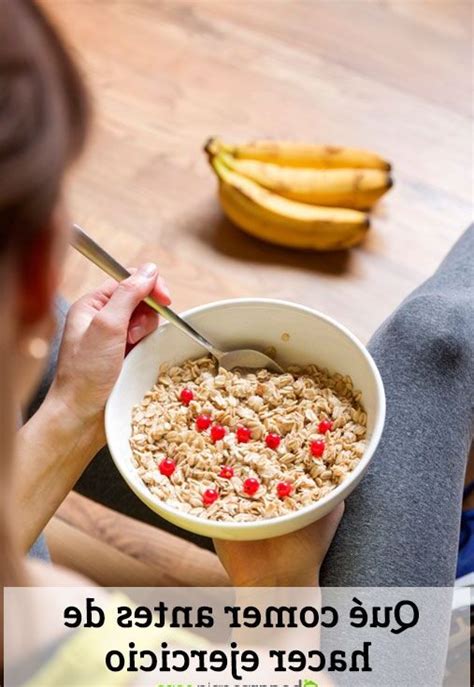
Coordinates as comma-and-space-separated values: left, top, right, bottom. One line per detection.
152, 274, 171, 306
67, 264, 171, 346
127, 301, 159, 345
72, 265, 171, 317
93, 263, 168, 331
125, 270, 171, 344
72, 277, 119, 312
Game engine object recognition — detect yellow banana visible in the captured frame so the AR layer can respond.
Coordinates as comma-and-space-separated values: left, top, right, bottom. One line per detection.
206, 137, 391, 171
211, 156, 369, 251
216, 152, 392, 209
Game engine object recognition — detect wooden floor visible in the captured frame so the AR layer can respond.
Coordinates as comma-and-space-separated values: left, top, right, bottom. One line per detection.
41, 0, 472, 585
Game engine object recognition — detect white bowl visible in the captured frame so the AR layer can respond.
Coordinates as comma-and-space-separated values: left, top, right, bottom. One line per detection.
105, 298, 385, 541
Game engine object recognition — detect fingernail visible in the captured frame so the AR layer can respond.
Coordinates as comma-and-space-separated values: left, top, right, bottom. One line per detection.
157, 275, 171, 302
137, 262, 157, 278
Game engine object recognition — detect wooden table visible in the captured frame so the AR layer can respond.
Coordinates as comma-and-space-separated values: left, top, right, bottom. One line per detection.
41, 0, 472, 584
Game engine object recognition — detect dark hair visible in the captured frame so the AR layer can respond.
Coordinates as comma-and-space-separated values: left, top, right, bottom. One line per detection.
0, 0, 89, 250
0, 0, 90, 596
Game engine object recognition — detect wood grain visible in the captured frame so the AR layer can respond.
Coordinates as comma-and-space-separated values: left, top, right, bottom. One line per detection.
39, 0, 472, 582
42, 0, 472, 341
49, 493, 229, 587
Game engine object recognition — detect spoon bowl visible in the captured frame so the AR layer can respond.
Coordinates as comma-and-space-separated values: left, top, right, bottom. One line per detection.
217, 348, 283, 374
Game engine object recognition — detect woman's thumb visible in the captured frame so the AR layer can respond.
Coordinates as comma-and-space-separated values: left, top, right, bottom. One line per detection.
97, 263, 159, 325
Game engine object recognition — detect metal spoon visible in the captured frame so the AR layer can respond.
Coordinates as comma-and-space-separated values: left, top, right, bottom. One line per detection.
72, 225, 283, 373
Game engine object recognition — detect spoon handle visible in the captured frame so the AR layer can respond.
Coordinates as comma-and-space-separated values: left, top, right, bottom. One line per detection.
72, 224, 223, 359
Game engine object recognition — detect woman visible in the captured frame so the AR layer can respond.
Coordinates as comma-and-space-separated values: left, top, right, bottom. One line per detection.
2, 0, 341, 592
2, 0, 473, 682
1, 0, 473, 675
1, 6, 344, 682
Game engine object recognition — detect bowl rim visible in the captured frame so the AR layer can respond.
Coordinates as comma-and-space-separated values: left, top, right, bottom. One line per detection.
105, 297, 386, 532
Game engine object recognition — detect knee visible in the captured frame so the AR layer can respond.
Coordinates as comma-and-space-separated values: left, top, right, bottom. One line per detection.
374, 293, 468, 371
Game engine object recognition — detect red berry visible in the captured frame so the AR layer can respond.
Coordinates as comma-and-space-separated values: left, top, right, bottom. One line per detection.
310, 440, 326, 458
265, 433, 281, 450
236, 426, 252, 443
219, 465, 234, 480
210, 424, 226, 442
180, 388, 194, 405
318, 419, 333, 434
277, 481, 293, 499
159, 458, 176, 477
195, 414, 212, 432
203, 488, 219, 506
243, 477, 260, 496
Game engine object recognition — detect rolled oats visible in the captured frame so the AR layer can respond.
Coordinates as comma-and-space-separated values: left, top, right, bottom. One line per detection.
130, 356, 367, 522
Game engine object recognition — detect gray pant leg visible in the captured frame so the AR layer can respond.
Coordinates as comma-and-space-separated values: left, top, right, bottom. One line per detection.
320, 224, 474, 586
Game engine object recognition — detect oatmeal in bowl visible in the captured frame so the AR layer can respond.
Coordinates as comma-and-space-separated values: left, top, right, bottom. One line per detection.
105, 298, 385, 540
131, 356, 367, 522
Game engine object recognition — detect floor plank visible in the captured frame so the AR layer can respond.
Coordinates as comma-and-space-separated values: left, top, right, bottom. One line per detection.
46, 517, 170, 587
50, 493, 229, 587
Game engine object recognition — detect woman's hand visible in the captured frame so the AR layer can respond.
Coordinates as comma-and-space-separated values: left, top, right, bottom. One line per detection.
214, 503, 344, 587
48, 263, 171, 448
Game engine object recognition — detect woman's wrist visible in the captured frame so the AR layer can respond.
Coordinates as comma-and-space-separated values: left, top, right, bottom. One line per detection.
44, 381, 106, 455
37, 382, 105, 464
16, 388, 105, 550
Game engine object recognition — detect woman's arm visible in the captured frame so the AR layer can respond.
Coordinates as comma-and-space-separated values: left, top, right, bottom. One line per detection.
15, 263, 171, 551
16, 393, 103, 551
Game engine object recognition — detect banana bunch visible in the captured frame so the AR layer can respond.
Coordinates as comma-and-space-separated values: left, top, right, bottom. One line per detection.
205, 137, 393, 251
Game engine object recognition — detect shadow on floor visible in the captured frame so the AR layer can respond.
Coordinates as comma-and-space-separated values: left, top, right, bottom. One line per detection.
184, 200, 355, 277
